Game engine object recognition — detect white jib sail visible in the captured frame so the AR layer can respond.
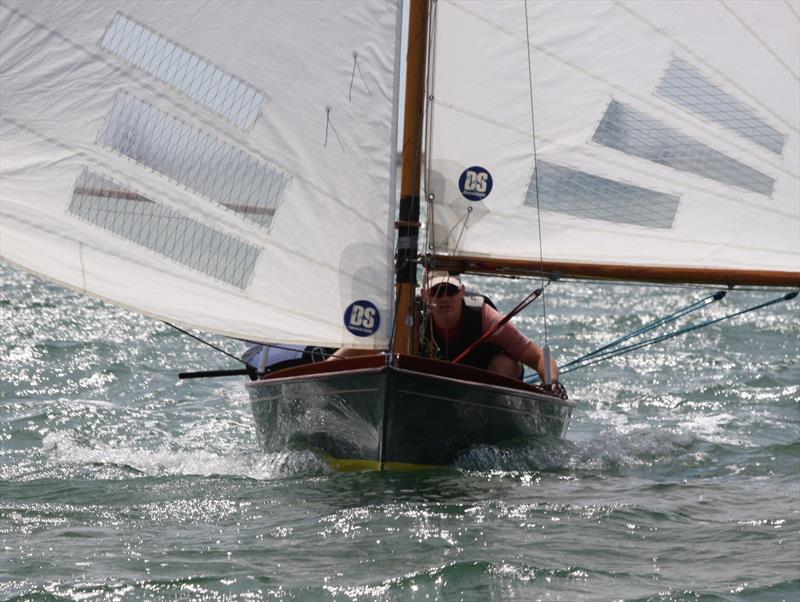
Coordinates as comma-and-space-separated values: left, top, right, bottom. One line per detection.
427, 0, 799, 281
0, 0, 402, 348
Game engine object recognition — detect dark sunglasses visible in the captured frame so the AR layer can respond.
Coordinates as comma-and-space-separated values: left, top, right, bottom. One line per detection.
430, 283, 460, 297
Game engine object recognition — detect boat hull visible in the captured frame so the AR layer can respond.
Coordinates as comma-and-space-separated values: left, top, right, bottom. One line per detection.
247, 354, 574, 470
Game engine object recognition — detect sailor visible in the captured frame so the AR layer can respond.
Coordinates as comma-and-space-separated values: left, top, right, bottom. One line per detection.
421, 270, 567, 399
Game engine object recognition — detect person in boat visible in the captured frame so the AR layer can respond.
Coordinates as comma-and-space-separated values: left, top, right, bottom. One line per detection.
421, 270, 567, 399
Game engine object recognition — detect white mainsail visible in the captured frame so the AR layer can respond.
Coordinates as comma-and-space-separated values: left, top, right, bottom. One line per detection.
0, 0, 402, 348
427, 0, 799, 285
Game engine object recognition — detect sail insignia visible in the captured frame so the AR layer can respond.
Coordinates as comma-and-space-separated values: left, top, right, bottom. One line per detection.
344, 300, 381, 337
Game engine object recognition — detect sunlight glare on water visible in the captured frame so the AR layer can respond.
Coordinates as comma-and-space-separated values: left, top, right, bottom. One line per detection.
1, 262, 798, 601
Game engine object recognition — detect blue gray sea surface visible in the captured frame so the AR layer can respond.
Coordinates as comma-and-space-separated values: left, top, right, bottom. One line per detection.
1, 261, 798, 601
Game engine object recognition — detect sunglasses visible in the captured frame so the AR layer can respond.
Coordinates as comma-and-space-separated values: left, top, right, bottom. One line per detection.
429, 283, 460, 297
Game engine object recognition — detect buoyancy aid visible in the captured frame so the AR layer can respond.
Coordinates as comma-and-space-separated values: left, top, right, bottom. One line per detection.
421, 295, 503, 369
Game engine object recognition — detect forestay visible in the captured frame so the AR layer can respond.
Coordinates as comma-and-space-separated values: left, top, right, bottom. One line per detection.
0, 0, 402, 348
427, 0, 799, 286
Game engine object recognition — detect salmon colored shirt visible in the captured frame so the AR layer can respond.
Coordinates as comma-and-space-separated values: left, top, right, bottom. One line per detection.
433, 303, 532, 361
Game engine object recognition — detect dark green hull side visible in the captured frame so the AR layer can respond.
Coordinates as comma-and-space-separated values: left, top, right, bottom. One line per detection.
247, 355, 574, 470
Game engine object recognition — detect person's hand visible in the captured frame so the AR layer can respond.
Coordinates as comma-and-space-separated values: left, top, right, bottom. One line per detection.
532, 380, 568, 400
548, 380, 568, 400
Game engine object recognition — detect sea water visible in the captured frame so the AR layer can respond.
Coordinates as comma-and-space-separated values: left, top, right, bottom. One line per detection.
1, 261, 798, 601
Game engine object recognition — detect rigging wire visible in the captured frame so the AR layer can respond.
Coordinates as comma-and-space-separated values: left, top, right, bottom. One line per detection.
163, 322, 340, 365
527, 290, 798, 380
523, 0, 553, 383
452, 280, 550, 364
417, 0, 440, 351
448, 207, 473, 258
563, 291, 727, 368
163, 321, 246, 365
421, 0, 438, 270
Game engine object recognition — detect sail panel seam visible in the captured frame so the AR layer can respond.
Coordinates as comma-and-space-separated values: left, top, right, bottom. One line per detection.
0, 4, 393, 243
718, 0, 799, 82
445, 0, 799, 146
1, 116, 389, 292
614, 0, 799, 134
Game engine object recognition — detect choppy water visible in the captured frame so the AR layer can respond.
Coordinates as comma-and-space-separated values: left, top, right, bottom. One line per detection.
1, 261, 798, 601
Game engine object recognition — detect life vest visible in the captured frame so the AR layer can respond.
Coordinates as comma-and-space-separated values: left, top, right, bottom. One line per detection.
421, 295, 503, 369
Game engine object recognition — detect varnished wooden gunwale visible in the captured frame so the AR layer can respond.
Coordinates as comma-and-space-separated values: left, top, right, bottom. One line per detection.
252, 353, 551, 397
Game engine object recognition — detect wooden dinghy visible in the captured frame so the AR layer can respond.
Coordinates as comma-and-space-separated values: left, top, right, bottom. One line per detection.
247, 354, 574, 471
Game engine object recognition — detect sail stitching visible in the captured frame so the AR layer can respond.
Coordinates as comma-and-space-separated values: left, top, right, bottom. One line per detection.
614, 0, 799, 134
592, 100, 776, 197
425, 100, 796, 220
0, 211, 350, 336
98, 93, 289, 231
69, 168, 261, 290
718, 0, 800, 81
430, 96, 796, 183
784, 0, 800, 20
0, 4, 392, 240
100, 12, 269, 131
1, 117, 386, 291
655, 56, 787, 156
446, 0, 798, 146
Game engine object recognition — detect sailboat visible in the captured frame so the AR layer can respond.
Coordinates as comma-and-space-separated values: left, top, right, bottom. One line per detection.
1, 1, 797, 470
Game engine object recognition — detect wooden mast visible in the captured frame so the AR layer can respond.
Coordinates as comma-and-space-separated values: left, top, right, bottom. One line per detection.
392, 0, 429, 355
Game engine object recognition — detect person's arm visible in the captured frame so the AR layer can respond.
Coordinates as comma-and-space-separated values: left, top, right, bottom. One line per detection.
326, 348, 383, 361
483, 305, 566, 397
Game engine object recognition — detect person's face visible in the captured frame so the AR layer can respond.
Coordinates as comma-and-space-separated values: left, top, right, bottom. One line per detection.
424, 282, 464, 329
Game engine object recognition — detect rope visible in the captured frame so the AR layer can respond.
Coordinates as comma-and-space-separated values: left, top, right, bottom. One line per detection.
523, 0, 548, 343
163, 322, 246, 365
534, 291, 797, 379
562, 291, 727, 370
416, 0, 440, 354
523, 0, 553, 383
452, 281, 549, 364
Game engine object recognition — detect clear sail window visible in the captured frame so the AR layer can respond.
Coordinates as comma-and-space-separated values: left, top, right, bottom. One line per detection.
657, 57, 785, 155
101, 13, 267, 131
593, 100, 775, 196
69, 169, 260, 289
99, 94, 288, 230
524, 161, 680, 230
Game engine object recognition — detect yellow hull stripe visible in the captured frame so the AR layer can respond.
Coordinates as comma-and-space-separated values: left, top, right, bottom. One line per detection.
325, 456, 442, 472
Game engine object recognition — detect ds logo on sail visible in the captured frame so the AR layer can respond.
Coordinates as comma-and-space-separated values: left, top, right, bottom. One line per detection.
344, 300, 380, 336
459, 166, 493, 201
